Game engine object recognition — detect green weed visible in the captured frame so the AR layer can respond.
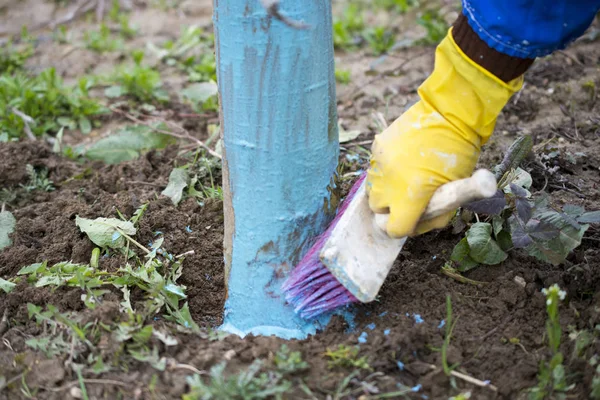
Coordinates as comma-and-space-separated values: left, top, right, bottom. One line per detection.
184, 360, 291, 400
104, 51, 169, 103
0, 69, 105, 139
528, 284, 574, 399
324, 344, 371, 371
335, 68, 351, 84
448, 135, 599, 273
0, 41, 33, 74
373, 0, 418, 12
148, 26, 216, 83
21, 164, 55, 192
274, 345, 309, 375
363, 26, 395, 55
84, 23, 125, 52
416, 9, 448, 45
333, 4, 365, 51
441, 295, 459, 376
15, 204, 199, 332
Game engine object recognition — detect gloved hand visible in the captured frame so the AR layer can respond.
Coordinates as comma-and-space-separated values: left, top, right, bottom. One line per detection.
366, 28, 523, 238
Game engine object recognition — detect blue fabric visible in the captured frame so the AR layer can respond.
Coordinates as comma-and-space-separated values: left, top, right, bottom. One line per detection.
462, 0, 600, 58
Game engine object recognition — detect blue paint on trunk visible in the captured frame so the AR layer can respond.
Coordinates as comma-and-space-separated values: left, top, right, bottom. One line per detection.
213, 0, 339, 339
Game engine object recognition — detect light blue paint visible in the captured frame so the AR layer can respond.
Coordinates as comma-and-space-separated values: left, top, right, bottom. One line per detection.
185, 225, 192, 233
379, 311, 388, 317
413, 314, 424, 324
438, 319, 445, 329
366, 323, 376, 331
412, 384, 422, 392
214, 0, 339, 339
358, 332, 368, 343
384, 328, 390, 335
397, 360, 404, 370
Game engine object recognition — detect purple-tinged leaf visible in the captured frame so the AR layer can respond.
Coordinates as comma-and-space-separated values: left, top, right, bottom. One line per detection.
464, 190, 506, 216
515, 198, 532, 223
510, 217, 533, 248
509, 183, 528, 199
526, 219, 560, 241
578, 211, 600, 224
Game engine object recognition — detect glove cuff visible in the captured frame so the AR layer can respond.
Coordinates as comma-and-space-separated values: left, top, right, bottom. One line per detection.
417, 29, 524, 146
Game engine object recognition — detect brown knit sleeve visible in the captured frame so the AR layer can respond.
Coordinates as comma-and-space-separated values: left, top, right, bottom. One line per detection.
452, 13, 535, 83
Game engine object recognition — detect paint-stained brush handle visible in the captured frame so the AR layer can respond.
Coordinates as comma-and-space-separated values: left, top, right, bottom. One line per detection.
374, 169, 498, 232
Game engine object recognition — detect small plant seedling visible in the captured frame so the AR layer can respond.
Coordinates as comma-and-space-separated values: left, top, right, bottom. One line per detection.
20, 164, 55, 192
84, 23, 125, 53
335, 68, 351, 84
324, 344, 371, 371
448, 135, 599, 273
416, 9, 448, 45
363, 27, 395, 55
528, 284, 574, 399
0, 41, 33, 74
441, 295, 459, 376
373, 0, 417, 12
104, 51, 169, 103
183, 360, 291, 400
274, 345, 309, 375
0, 68, 105, 139
333, 4, 365, 51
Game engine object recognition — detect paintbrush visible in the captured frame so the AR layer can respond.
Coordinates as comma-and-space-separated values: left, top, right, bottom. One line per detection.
282, 169, 497, 319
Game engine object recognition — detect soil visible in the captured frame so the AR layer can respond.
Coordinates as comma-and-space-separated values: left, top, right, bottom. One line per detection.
1, 1, 600, 400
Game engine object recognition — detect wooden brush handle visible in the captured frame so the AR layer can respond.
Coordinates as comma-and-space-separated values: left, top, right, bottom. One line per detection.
374, 169, 497, 232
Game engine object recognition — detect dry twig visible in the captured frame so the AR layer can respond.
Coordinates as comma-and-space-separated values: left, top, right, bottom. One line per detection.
110, 107, 222, 159
11, 108, 36, 141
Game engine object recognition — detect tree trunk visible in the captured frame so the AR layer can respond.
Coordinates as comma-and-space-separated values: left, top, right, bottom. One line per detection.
213, 0, 339, 339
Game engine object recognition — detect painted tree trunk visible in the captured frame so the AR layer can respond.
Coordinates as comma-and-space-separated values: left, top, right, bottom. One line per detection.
213, 0, 340, 339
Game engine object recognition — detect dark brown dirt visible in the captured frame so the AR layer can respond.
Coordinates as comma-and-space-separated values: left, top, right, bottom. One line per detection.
1, 2, 600, 400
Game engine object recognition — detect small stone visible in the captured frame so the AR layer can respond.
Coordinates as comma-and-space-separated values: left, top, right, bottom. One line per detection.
224, 349, 236, 360
70, 387, 83, 399
514, 276, 526, 288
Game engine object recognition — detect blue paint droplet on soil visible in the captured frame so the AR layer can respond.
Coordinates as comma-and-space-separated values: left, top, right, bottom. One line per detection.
411, 384, 422, 392
379, 311, 388, 317
366, 323, 376, 330
185, 225, 193, 233
358, 332, 368, 343
397, 361, 404, 370
384, 329, 391, 335
413, 314, 424, 324
438, 319, 445, 329
154, 231, 162, 236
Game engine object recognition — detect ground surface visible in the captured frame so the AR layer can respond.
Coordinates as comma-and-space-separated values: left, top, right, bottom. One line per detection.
1, 1, 599, 399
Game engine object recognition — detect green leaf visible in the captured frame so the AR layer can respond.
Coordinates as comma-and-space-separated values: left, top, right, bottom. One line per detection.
85, 125, 175, 164
338, 121, 361, 143
161, 168, 189, 205
0, 277, 16, 293
492, 216, 504, 236
450, 237, 479, 271
521, 208, 589, 265
181, 82, 218, 104
75, 215, 136, 249
17, 261, 47, 275
496, 230, 513, 251
0, 210, 16, 250
104, 85, 125, 98
79, 117, 92, 134
578, 210, 600, 224
466, 222, 508, 265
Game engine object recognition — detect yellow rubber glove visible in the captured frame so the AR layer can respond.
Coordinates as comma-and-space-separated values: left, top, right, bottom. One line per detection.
366, 28, 523, 238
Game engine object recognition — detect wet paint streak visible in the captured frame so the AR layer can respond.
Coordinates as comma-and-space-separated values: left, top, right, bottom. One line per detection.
213, 0, 339, 339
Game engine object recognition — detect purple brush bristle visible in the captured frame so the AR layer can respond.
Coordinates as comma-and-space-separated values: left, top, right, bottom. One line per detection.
282, 172, 367, 319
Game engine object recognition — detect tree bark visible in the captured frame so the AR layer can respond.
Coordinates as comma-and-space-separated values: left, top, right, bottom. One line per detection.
213, 0, 339, 339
